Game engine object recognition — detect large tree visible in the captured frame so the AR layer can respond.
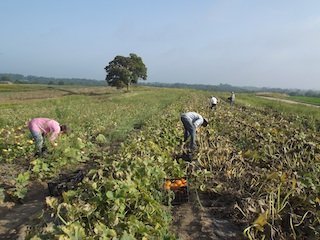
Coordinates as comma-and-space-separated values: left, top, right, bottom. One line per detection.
104, 53, 147, 91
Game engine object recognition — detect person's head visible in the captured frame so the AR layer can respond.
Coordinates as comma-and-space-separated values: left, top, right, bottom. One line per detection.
202, 118, 209, 127
60, 125, 68, 134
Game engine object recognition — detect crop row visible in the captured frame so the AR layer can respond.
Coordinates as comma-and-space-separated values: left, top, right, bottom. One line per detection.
2, 88, 318, 239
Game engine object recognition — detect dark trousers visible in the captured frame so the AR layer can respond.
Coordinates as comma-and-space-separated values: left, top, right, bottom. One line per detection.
181, 114, 197, 150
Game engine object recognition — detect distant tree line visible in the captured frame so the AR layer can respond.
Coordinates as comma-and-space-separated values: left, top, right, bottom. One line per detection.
140, 82, 246, 92
1, 73, 319, 97
0, 73, 105, 86
140, 82, 320, 97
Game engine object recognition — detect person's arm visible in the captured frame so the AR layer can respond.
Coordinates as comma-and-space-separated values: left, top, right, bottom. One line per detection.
193, 117, 204, 128
49, 132, 59, 143
48, 122, 61, 144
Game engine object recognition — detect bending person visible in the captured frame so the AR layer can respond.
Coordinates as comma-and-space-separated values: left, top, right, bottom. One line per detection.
28, 118, 68, 156
180, 112, 208, 151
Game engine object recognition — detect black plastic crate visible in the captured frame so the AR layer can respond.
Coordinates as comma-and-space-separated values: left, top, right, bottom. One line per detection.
163, 178, 189, 205
172, 186, 189, 205
47, 169, 84, 196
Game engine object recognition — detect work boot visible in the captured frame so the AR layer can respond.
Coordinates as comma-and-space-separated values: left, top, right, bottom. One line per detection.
42, 146, 48, 154
34, 151, 42, 157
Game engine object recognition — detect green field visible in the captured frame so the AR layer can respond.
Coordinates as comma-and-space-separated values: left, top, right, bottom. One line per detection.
238, 93, 320, 129
255, 92, 320, 107
289, 95, 320, 106
0, 84, 319, 239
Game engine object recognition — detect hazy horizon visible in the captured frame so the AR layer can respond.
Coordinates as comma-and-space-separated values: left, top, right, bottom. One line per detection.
1, 1, 320, 91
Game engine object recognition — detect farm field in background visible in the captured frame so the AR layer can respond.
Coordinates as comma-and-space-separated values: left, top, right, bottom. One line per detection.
288, 95, 320, 106
255, 92, 320, 107
237, 93, 320, 127
0, 84, 319, 239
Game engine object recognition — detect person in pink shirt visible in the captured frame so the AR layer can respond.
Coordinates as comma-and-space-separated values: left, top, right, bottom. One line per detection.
28, 118, 67, 156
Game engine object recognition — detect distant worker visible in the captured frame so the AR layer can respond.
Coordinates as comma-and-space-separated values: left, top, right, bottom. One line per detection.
228, 92, 235, 106
180, 112, 208, 151
210, 96, 218, 110
28, 118, 68, 156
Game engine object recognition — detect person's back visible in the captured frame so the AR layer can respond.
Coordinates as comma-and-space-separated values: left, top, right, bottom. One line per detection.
28, 118, 61, 141
29, 118, 59, 133
180, 112, 208, 151
210, 96, 217, 109
182, 112, 204, 127
211, 97, 217, 104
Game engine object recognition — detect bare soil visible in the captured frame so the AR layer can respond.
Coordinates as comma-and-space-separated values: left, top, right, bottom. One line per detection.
0, 181, 48, 240
171, 191, 245, 240
0, 163, 88, 239
0, 144, 120, 239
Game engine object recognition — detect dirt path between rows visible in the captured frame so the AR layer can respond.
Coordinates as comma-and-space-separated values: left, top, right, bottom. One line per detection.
0, 184, 246, 240
0, 149, 244, 239
0, 181, 48, 240
258, 96, 320, 108
171, 191, 245, 240
0, 164, 90, 239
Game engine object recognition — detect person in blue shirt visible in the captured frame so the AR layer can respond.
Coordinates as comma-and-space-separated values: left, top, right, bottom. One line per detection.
180, 112, 208, 151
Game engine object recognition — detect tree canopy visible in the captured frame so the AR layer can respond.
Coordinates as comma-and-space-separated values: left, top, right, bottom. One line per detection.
104, 53, 147, 90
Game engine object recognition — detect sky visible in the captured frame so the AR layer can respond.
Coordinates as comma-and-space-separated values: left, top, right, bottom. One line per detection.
1, 0, 320, 90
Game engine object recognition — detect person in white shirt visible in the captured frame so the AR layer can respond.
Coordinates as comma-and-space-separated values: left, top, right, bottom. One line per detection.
210, 96, 218, 110
180, 112, 208, 151
228, 92, 235, 106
